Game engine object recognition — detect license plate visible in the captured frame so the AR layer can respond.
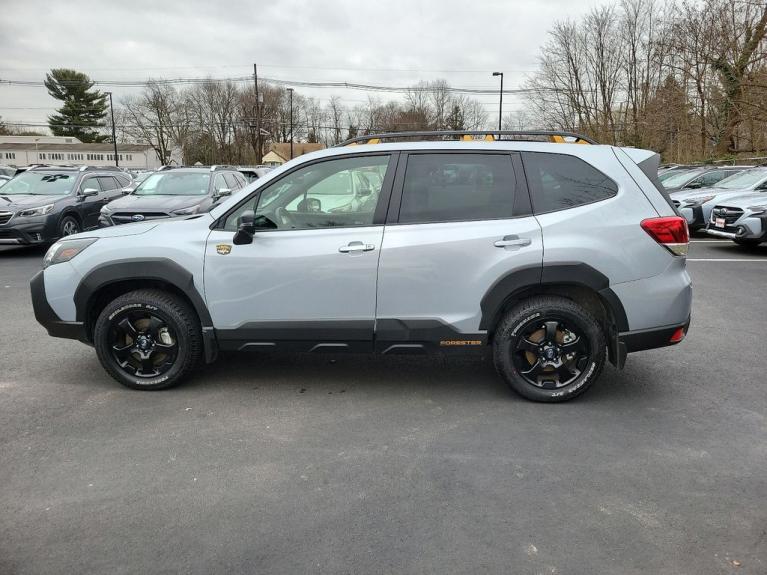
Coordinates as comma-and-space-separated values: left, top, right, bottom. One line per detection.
715, 218, 725, 228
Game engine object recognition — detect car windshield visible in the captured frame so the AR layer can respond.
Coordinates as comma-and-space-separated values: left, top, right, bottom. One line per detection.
0, 172, 74, 195
714, 169, 767, 189
662, 168, 705, 188
134, 172, 210, 196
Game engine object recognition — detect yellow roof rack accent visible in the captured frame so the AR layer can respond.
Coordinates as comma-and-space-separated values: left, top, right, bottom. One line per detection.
484, 134, 495, 142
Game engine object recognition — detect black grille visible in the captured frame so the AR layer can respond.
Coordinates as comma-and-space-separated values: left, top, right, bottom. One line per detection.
111, 212, 170, 225
0, 212, 12, 225
710, 206, 743, 225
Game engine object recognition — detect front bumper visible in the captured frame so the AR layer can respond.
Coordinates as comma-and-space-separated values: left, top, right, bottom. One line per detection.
30, 270, 88, 342
678, 205, 705, 230
705, 215, 766, 240
0, 216, 59, 245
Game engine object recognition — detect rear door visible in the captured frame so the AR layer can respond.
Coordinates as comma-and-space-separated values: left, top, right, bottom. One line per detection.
376, 152, 543, 348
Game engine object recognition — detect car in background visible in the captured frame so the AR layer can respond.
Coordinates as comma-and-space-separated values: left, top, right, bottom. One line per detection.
121, 170, 153, 193
0, 175, 10, 188
705, 192, 767, 246
671, 167, 767, 231
658, 165, 699, 182
237, 166, 273, 183
0, 166, 131, 245
99, 166, 247, 226
0, 166, 19, 178
662, 166, 746, 192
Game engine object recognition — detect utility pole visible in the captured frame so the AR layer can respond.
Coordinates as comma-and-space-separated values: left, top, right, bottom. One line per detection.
492, 72, 503, 134
106, 91, 118, 166
253, 63, 263, 164
287, 87, 294, 160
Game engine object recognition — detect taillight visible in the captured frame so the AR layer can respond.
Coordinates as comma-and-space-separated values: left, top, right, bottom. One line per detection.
640, 216, 689, 256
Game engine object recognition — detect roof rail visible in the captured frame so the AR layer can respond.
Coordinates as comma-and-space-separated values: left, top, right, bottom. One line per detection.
336, 130, 597, 147
209, 165, 237, 171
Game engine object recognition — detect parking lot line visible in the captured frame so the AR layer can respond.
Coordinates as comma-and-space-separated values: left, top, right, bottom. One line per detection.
687, 258, 767, 262
689, 240, 732, 243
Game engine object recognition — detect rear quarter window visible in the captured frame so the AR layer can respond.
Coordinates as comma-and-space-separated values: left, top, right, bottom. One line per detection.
522, 152, 618, 214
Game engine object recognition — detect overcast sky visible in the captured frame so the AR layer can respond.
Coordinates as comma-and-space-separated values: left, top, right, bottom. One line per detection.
0, 0, 599, 130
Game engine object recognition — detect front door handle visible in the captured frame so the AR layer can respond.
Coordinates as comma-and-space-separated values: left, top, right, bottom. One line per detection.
494, 235, 532, 248
338, 241, 375, 253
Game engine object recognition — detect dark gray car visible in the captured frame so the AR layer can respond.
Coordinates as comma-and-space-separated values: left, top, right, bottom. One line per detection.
99, 166, 247, 226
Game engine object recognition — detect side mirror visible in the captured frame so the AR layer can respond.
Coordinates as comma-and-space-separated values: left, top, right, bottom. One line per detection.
215, 188, 232, 198
80, 187, 99, 197
684, 182, 703, 189
357, 187, 372, 197
232, 210, 255, 245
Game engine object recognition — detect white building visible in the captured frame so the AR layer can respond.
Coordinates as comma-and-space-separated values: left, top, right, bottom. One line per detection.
0, 136, 182, 169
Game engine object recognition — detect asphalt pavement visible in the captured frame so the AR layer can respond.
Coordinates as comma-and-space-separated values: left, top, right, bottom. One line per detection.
0, 239, 765, 574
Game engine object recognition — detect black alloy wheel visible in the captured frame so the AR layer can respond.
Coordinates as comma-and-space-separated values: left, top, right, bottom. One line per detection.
109, 309, 179, 378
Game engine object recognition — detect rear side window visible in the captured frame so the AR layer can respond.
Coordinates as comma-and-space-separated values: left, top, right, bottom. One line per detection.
399, 153, 516, 223
523, 152, 618, 213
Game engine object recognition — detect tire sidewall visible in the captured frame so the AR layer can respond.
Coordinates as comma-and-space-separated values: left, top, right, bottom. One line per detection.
496, 304, 604, 402
94, 300, 190, 390
59, 215, 80, 237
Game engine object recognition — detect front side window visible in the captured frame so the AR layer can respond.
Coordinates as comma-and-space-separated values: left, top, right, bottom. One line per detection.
523, 152, 618, 213
134, 172, 211, 196
398, 153, 516, 224
223, 155, 390, 231
0, 172, 75, 195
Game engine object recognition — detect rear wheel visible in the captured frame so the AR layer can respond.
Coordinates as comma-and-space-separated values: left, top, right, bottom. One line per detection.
493, 296, 606, 402
93, 289, 201, 390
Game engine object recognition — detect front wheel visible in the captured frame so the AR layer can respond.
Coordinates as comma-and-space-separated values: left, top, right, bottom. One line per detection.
93, 289, 202, 390
59, 215, 80, 237
493, 296, 606, 402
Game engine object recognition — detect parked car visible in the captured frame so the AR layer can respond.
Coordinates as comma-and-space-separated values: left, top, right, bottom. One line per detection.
661, 166, 746, 192
0, 166, 19, 178
705, 191, 767, 246
123, 170, 153, 192
98, 166, 247, 226
671, 167, 767, 231
0, 166, 131, 245
0, 175, 10, 188
237, 166, 273, 183
30, 130, 691, 402
658, 165, 699, 182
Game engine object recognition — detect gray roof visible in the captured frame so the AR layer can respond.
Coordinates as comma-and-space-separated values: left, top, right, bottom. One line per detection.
0, 143, 152, 152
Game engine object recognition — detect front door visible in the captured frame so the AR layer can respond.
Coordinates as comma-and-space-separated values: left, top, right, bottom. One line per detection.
77, 175, 103, 229
204, 153, 396, 352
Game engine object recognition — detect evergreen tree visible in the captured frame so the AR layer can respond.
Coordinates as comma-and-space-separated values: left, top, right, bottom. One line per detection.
45, 69, 108, 143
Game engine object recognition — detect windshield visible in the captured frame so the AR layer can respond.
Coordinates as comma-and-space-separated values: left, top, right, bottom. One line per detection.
134, 172, 210, 196
662, 168, 705, 188
0, 172, 74, 195
714, 169, 767, 190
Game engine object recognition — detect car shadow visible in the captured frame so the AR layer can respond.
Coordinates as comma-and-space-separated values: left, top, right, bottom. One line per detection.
0, 245, 47, 258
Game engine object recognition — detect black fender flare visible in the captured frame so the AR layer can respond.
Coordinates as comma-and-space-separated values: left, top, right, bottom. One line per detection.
73, 258, 217, 362
479, 262, 629, 333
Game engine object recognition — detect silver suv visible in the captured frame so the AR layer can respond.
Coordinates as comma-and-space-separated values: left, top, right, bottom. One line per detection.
30, 131, 692, 402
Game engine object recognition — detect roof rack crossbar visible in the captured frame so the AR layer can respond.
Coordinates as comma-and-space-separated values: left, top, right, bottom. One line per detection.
336, 130, 597, 147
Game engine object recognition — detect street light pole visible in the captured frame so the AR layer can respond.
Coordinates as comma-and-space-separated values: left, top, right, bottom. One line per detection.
287, 87, 294, 160
106, 91, 118, 166
492, 72, 503, 133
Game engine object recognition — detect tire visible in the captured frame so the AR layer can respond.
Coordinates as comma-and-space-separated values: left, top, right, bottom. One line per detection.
93, 289, 202, 390
493, 296, 606, 402
59, 215, 81, 237
734, 238, 762, 247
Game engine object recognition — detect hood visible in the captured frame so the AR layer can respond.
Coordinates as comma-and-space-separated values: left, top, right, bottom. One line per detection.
0, 194, 67, 209
105, 193, 207, 212
671, 186, 751, 203
711, 191, 767, 208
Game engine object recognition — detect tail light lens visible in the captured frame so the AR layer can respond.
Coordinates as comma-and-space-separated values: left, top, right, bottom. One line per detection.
641, 216, 689, 256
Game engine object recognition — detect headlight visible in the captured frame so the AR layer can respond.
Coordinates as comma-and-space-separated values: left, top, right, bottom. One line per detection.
100, 205, 112, 215
172, 206, 199, 216
17, 203, 55, 217
42, 238, 98, 269
746, 205, 767, 214
683, 195, 715, 207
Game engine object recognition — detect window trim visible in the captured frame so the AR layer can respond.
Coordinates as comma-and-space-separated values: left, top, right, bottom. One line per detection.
386, 150, 532, 226
212, 151, 400, 231
521, 150, 619, 216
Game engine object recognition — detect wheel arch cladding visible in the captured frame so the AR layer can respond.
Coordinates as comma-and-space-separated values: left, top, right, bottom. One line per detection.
74, 258, 213, 331
479, 263, 629, 334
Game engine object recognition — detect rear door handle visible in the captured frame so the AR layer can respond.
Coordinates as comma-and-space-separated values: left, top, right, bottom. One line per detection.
338, 241, 375, 253
494, 235, 532, 248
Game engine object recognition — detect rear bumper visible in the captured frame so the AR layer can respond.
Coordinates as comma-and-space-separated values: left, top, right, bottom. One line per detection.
30, 270, 88, 342
619, 317, 690, 353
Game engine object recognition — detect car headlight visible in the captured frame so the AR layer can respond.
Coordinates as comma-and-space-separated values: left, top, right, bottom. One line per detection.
100, 205, 112, 215
171, 206, 199, 216
746, 205, 767, 214
682, 195, 715, 207
17, 203, 55, 217
42, 238, 98, 269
